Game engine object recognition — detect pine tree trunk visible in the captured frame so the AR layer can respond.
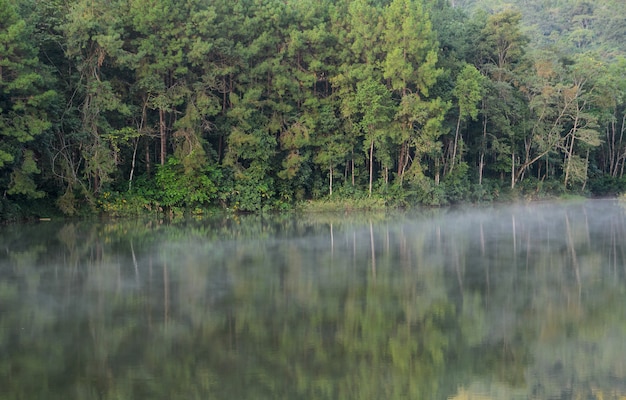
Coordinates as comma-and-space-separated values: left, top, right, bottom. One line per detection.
329, 164, 333, 196
351, 150, 355, 187
369, 138, 374, 197
581, 149, 590, 192
129, 138, 138, 191
564, 108, 582, 187
479, 102, 487, 186
450, 112, 462, 175
160, 108, 166, 165
511, 152, 515, 189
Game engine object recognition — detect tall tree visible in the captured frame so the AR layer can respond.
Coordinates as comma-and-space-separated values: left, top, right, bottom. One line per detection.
560, 54, 603, 188
128, 0, 193, 167
0, 0, 56, 200
477, 9, 529, 188
514, 51, 570, 184
352, 78, 394, 196
273, 0, 337, 200
595, 57, 626, 178
331, 0, 386, 190
449, 63, 483, 175
61, 0, 131, 199
221, 0, 293, 210
382, 0, 446, 186
478, 9, 527, 83
312, 101, 346, 196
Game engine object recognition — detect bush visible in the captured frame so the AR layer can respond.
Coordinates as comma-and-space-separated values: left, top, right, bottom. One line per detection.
154, 156, 221, 208
469, 180, 501, 203
0, 197, 21, 221
97, 191, 152, 217
412, 177, 448, 206
587, 174, 626, 196
441, 162, 471, 203
97, 156, 222, 217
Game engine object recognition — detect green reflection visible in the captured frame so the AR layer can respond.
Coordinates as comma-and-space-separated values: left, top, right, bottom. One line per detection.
0, 200, 625, 399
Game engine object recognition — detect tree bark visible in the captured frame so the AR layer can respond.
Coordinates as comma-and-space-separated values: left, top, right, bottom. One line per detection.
563, 110, 580, 187
369, 138, 374, 197
479, 101, 487, 185
329, 164, 333, 196
129, 138, 138, 191
450, 112, 462, 175
159, 108, 166, 165
511, 152, 515, 189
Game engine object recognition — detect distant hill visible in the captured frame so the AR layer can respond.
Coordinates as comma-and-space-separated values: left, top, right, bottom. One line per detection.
451, 0, 626, 57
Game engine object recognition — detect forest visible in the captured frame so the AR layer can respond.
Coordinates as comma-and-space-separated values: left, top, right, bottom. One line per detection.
2, 0, 626, 219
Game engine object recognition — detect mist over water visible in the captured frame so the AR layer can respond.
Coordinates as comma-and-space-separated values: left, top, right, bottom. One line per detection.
1, 199, 626, 399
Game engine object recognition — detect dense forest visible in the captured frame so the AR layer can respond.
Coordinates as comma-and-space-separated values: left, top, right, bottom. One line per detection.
2, 0, 626, 219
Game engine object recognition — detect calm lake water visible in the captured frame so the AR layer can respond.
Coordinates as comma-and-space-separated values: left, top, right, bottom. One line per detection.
1, 199, 626, 399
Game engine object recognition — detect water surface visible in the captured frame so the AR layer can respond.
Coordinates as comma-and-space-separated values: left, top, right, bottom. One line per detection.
1, 200, 626, 399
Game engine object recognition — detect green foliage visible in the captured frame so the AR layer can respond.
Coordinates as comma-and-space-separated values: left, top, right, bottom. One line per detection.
154, 156, 220, 209
442, 161, 471, 203
98, 155, 222, 216
479, 9, 528, 78
7, 150, 44, 199
453, 64, 484, 121
404, 176, 448, 206
4, 0, 626, 219
97, 190, 150, 217
55, 185, 95, 216
468, 180, 500, 202
382, 0, 441, 95
586, 172, 626, 196
0, 197, 22, 221
220, 170, 276, 213
0, 0, 55, 209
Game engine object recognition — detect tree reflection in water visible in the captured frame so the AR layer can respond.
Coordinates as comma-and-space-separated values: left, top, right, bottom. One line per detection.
0, 200, 625, 399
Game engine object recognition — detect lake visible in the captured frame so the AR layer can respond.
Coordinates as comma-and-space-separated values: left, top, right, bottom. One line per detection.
1, 199, 626, 399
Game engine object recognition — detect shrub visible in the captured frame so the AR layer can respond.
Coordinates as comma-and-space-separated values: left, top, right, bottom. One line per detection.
155, 156, 221, 209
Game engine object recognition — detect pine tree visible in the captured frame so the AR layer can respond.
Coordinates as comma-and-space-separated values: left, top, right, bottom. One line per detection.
0, 0, 56, 200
